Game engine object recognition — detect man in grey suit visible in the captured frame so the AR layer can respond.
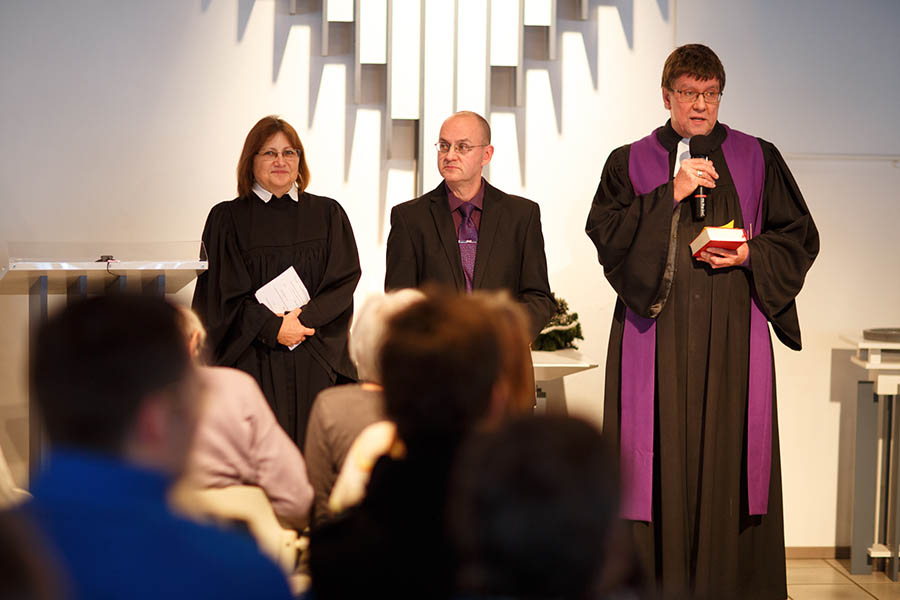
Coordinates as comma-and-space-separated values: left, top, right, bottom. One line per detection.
385, 111, 555, 339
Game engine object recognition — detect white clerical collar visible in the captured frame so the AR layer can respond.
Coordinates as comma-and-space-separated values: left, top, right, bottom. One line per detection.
253, 181, 299, 203
673, 137, 691, 178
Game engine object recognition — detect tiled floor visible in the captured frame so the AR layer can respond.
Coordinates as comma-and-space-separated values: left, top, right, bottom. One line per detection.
787, 558, 900, 599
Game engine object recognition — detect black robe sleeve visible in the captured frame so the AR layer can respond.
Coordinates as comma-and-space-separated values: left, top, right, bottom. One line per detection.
297, 198, 362, 379
585, 146, 683, 318
192, 201, 284, 367
746, 141, 820, 350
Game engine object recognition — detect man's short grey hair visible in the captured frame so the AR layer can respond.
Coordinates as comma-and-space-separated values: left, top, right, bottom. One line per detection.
349, 289, 426, 384
452, 110, 491, 145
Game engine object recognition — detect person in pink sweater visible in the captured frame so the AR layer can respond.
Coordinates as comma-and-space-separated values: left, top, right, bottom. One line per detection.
179, 307, 314, 530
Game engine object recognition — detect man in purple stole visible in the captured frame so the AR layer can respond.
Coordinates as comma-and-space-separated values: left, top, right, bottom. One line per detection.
585, 44, 818, 600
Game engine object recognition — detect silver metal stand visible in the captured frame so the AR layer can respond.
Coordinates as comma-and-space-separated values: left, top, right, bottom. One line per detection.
0, 241, 207, 479
847, 335, 900, 577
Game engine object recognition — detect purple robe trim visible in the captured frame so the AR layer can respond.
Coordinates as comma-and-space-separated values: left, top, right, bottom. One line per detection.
620, 124, 770, 522
720, 124, 771, 515
620, 129, 667, 521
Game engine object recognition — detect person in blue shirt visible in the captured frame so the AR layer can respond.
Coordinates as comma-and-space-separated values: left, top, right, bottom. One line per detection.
20, 295, 292, 600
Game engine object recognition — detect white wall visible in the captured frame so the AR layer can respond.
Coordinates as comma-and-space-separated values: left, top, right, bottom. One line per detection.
1, 0, 898, 548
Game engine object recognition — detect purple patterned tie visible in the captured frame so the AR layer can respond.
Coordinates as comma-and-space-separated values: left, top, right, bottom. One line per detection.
457, 202, 478, 293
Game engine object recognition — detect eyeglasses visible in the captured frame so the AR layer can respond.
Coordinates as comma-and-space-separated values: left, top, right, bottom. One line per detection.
669, 89, 723, 104
257, 149, 301, 161
435, 142, 488, 155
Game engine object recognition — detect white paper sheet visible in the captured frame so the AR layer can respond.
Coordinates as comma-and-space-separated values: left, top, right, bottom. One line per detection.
255, 266, 311, 350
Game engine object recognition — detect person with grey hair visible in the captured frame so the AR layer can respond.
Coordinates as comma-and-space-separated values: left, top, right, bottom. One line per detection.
303, 289, 424, 526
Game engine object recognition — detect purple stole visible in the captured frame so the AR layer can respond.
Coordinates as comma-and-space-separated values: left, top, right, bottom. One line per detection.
620, 124, 771, 522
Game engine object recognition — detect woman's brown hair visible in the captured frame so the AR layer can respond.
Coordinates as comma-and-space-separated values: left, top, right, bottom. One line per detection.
236, 115, 311, 197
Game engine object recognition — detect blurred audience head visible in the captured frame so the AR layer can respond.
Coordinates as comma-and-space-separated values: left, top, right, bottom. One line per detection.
0, 512, 63, 600
470, 291, 534, 420
31, 295, 200, 477
175, 305, 208, 364
379, 288, 502, 452
449, 415, 623, 599
349, 289, 425, 384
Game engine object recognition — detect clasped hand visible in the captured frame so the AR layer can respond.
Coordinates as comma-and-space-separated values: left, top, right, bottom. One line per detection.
277, 308, 315, 346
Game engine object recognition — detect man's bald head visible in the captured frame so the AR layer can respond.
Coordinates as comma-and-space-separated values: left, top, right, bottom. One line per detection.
447, 111, 491, 145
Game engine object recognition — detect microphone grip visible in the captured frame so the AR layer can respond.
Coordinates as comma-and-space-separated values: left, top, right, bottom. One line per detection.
692, 154, 707, 221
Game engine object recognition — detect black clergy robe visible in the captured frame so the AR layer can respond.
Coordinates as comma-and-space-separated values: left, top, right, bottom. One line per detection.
192, 193, 361, 449
585, 121, 819, 600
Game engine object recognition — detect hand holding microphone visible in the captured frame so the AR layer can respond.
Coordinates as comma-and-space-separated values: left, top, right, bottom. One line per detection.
673, 135, 718, 213
689, 135, 716, 220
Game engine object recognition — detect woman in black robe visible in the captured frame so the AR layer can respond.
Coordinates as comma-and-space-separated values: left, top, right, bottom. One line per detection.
193, 115, 361, 449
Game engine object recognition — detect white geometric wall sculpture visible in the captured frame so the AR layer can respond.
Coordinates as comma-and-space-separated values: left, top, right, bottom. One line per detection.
291, 0, 579, 194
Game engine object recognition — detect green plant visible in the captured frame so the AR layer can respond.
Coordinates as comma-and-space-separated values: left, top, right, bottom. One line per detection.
532, 294, 584, 351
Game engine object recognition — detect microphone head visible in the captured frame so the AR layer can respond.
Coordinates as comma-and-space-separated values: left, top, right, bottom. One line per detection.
689, 134, 715, 157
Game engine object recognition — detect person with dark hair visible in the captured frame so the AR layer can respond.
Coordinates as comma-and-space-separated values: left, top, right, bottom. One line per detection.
22, 295, 291, 600
449, 415, 639, 600
585, 44, 819, 599
193, 115, 361, 449
307, 289, 510, 599
0, 512, 62, 600
325, 290, 536, 517
385, 110, 556, 341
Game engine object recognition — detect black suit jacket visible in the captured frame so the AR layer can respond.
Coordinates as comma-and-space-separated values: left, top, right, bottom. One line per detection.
385, 180, 556, 340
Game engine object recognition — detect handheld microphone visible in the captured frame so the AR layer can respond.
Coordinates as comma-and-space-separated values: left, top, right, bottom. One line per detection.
689, 135, 715, 221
